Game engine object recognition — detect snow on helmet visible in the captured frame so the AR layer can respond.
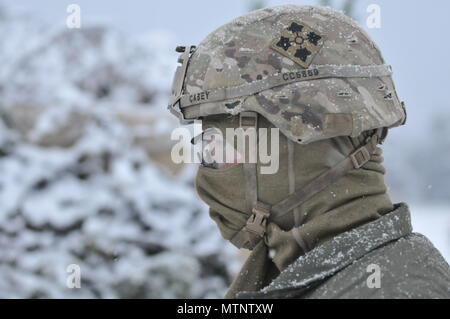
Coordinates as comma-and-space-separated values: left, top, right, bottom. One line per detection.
168, 5, 406, 144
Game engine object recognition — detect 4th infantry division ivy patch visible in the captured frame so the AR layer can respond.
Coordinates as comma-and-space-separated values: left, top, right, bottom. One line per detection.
271, 21, 324, 68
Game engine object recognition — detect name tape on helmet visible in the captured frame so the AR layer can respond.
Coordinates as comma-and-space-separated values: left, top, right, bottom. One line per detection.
179, 64, 393, 108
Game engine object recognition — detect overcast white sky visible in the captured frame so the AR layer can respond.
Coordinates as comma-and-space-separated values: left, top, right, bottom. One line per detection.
3, 0, 450, 138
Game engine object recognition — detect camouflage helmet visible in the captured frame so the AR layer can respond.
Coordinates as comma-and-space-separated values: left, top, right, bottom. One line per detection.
168, 5, 406, 144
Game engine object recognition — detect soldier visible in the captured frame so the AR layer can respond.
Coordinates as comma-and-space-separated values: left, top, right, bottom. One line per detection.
168, 5, 450, 298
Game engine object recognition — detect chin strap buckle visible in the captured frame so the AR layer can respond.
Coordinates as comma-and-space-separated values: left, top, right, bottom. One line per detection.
230, 201, 271, 250
245, 202, 270, 237
350, 145, 371, 169
350, 133, 379, 169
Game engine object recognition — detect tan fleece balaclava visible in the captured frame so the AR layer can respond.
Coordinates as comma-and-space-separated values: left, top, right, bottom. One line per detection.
195, 114, 393, 298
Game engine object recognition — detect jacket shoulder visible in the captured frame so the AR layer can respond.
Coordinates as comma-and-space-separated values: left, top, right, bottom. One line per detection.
303, 233, 450, 299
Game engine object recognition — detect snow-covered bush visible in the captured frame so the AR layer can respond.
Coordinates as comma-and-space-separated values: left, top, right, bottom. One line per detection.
0, 5, 237, 298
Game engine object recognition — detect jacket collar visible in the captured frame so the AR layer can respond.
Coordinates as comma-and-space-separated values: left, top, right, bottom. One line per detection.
237, 203, 412, 298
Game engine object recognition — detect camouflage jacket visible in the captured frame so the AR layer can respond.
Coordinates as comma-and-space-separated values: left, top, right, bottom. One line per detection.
237, 204, 450, 299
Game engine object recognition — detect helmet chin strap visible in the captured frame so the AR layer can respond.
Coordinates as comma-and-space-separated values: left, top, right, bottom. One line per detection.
230, 117, 385, 251
270, 129, 384, 222
230, 112, 273, 250
287, 138, 308, 252
240, 112, 258, 215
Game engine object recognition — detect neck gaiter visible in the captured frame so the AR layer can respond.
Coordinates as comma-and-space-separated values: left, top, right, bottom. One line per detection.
195, 115, 393, 298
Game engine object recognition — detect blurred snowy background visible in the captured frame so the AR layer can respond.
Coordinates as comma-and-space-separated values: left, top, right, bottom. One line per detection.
0, 0, 449, 298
